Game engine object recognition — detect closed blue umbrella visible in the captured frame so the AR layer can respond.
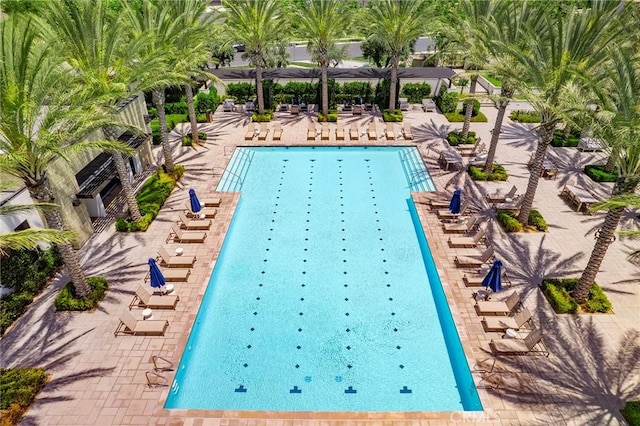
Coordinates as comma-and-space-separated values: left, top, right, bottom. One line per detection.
189, 188, 202, 213
482, 260, 503, 293
449, 189, 462, 214
148, 258, 166, 290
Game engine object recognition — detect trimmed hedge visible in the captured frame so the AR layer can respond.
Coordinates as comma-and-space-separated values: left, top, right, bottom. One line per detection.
0, 247, 63, 336
444, 110, 488, 122
550, 129, 580, 147
509, 110, 541, 123
382, 109, 403, 122
435, 88, 458, 113
584, 164, 618, 183
623, 401, 640, 426
400, 82, 431, 103
54, 277, 108, 311
468, 164, 509, 181
541, 278, 612, 314
317, 111, 338, 122
447, 131, 476, 146
0, 368, 48, 426
497, 209, 548, 232
182, 132, 207, 147
115, 165, 184, 232
251, 110, 273, 122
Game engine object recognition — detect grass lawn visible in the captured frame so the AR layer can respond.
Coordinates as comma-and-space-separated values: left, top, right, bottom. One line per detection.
482, 72, 503, 87
289, 61, 317, 68
444, 111, 488, 123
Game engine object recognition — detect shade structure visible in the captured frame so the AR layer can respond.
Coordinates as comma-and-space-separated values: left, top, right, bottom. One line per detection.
449, 189, 462, 214
189, 188, 202, 213
148, 258, 166, 289
482, 260, 503, 293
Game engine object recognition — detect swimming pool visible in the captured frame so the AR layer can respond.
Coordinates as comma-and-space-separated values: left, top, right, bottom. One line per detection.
165, 146, 481, 412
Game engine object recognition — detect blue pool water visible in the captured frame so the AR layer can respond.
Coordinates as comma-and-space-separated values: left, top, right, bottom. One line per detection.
165, 147, 481, 412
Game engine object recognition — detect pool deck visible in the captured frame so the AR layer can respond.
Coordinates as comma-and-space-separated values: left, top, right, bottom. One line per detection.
1, 104, 638, 425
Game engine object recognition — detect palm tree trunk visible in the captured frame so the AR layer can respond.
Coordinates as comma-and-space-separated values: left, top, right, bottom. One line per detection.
321, 63, 329, 117
256, 65, 264, 115
517, 123, 555, 224
26, 179, 90, 297
103, 127, 142, 221
185, 83, 200, 145
461, 74, 478, 139
572, 207, 623, 303
388, 59, 398, 113
483, 85, 513, 174
562, 124, 572, 139
152, 87, 175, 175
604, 146, 620, 173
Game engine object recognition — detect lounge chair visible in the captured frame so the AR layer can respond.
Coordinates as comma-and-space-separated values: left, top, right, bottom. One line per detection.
336, 123, 345, 141
469, 152, 488, 167
437, 200, 471, 220
486, 185, 517, 204
244, 123, 256, 141
493, 196, 524, 211
385, 125, 396, 140
222, 99, 235, 112
448, 227, 486, 248
353, 104, 363, 115
290, 104, 300, 115
454, 246, 494, 268
367, 122, 377, 140
463, 267, 510, 287
489, 327, 549, 357
184, 204, 217, 219
482, 308, 533, 332
257, 123, 268, 141
272, 122, 282, 141
578, 137, 603, 152
422, 98, 436, 112
114, 310, 169, 337
177, 213, 211, 231
349, 123, 359, 141
403, 123, 414, 140
157, 247, 196, 268
321, 122, 330, 140
458, 141, 485, 157
443, 215, 478, 234
167, 225, 206, 244
399, 97, 410, 111
201, 196, 221, 207
475, 291, 522, 316
146, 267, 190, 283
307, 122, 317, 141
129, 285, 180, 310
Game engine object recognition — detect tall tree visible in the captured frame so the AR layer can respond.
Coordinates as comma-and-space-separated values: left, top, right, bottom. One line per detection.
368, 0, 425, 114
0, 16, 131, 296
573, 47, 640, 303
43, 0, 147, 221
293, 0, 351, 117
492, 0, 626, 225
223, 0, 282, 115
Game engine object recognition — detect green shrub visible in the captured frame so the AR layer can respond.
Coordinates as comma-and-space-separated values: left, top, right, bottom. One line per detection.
195, 90, 219, 115
54, 277, 108, 311
528, 209, 548, 232
447, 131, 476, 146
550, 129, 581, 147
317, 111, 338, 122
584, 164, 618, 182
182, 132, 207, 146
0, 247, 63, 336
251, 110, 273, 122
164, 100, 188, 115
227, 82, 255, 103
468, 164, 509, 181
444, 110, 488, 122
541, 278, 612, 314
509, 110, 541, 123
116, 165, 183, 232
382, 109, 403, 122
149, 114, 184, 145
436, 90, 459, 114
0, 368, 48, 422
461, 99, 481, 117
623, 401, 640, 426
400, 82, 431, 103
496, 210, 523, 232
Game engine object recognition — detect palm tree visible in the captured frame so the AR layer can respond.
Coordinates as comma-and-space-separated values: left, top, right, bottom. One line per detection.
0, 16, 131, 297
573, 47, 640, 303
591, 194, 640, 262
368, 0, 425, 114
224, 0, 281, 116
492, 0, 626, 226
293, 0, 351, 118
43, 0, 147, 221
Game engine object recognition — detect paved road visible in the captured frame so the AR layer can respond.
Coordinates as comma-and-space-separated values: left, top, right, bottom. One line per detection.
229, 36, 435, 68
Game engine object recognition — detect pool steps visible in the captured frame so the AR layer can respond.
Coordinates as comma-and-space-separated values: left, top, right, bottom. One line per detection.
217, 147, 255, 192
399, 148, 434, 192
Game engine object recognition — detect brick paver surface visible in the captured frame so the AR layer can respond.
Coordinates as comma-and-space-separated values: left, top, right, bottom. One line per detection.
1, 103, 638, 425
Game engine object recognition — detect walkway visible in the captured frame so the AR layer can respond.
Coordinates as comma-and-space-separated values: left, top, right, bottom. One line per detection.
1, 103, 638, 425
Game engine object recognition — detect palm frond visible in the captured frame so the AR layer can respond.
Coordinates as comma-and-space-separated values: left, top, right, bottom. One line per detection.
0, 228, 76, 255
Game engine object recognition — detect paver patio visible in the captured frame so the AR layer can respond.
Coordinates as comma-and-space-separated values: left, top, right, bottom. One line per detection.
1, 101, 638, 425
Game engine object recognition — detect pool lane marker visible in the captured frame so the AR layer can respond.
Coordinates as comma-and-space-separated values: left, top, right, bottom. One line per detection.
235, 385, 247, 393
290, 386, 302, 394
345, 386, 357, 394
